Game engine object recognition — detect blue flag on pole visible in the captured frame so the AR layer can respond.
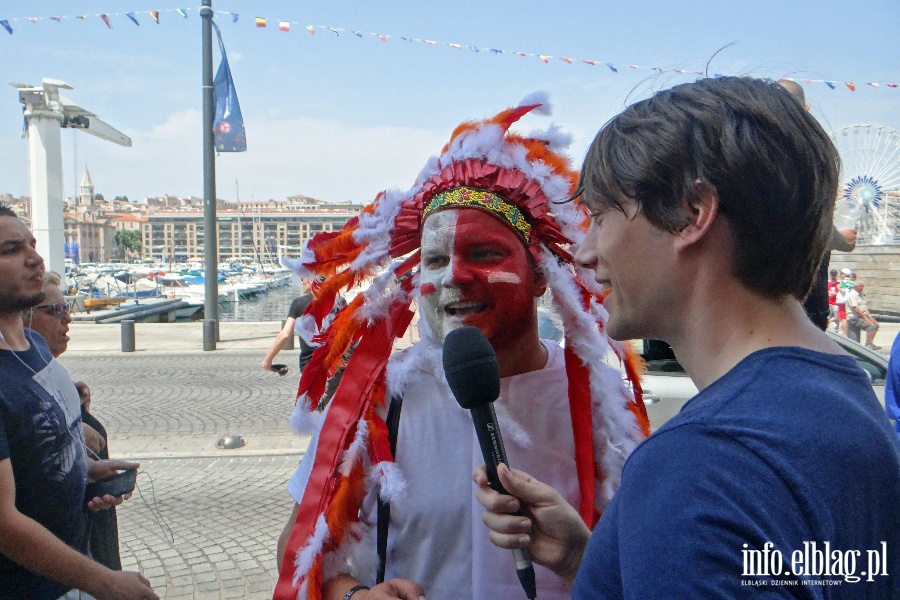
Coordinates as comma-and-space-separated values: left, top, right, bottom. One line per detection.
212, 21, 247, 152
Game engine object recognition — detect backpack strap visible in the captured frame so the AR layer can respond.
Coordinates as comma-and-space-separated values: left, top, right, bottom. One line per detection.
376, 395, 402, 584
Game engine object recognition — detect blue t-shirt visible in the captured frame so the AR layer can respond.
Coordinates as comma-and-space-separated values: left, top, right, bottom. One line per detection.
885, 335, 900, 441
573, 346, 900, 599
0, 331, 89, 600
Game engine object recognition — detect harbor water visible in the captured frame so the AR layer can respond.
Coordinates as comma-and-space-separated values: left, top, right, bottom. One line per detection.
217, 277, 305, 322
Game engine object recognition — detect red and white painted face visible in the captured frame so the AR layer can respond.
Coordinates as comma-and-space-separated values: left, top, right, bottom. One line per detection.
419, 207, 544, 349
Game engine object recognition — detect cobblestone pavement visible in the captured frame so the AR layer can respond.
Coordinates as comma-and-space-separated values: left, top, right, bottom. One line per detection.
119, 455, 296, 600
60, 350, 306, 456
58, 351, 306, 599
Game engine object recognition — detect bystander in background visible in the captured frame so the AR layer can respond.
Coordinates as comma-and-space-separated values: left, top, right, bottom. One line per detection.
845, 280, 881, 350
836, 267, 856, 336
24, 271, 123, 570
261, 278, 315, 375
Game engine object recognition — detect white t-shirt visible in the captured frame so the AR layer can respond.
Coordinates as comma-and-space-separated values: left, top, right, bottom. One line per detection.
288, 341, 577, 600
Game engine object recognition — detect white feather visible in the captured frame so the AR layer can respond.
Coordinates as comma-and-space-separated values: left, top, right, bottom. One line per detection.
292, 514, 330, 586
338, 419, 370, 477
369, 460, 408, 502
289, 396, 324, 436
294, 314, 319, 345
519, 91, 551, 115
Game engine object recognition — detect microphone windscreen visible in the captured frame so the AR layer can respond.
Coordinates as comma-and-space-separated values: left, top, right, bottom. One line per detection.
443, 326, 500, 409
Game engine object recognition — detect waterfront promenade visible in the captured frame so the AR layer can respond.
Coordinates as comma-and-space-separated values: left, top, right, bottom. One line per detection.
58, 320, 896, 599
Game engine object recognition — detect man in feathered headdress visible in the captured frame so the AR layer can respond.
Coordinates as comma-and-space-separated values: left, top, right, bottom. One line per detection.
273, 95, 649, 600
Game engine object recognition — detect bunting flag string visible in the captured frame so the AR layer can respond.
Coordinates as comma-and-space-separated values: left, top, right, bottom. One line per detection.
2, 7, 897, 91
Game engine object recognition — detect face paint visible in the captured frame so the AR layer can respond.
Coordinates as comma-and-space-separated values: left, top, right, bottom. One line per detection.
419, 208, 544, 349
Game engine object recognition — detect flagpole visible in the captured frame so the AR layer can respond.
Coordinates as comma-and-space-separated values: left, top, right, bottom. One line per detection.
200, 0, 219, 349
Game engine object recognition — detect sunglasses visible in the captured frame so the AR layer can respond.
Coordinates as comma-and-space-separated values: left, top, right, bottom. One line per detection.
34, 302, 70, 319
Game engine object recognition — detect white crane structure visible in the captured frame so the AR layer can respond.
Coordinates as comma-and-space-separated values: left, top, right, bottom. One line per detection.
11, 78, 131, 276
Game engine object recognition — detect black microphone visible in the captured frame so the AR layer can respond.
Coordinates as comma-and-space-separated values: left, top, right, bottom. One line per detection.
443, 326, 537, 600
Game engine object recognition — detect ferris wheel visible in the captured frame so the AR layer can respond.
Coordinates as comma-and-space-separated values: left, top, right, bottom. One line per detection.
830, 125, 900, 245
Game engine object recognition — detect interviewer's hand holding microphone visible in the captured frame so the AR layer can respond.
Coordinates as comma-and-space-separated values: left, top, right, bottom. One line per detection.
473, 464, 591, 590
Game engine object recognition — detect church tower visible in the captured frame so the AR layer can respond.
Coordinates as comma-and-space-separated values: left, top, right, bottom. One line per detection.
78, 166, 95, 208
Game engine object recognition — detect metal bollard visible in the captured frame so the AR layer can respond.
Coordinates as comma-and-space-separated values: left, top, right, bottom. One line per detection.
121, 320, 136, 353
203, 319, 217, 351
283, 320, 295, 350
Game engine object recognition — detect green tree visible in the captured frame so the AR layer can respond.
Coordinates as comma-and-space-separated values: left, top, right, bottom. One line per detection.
114, 229, 142, 260
94, 192, 105, 201
113, 195, 129, 202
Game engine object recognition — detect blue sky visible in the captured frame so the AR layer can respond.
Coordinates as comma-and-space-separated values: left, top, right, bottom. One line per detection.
1, 0, 898, 205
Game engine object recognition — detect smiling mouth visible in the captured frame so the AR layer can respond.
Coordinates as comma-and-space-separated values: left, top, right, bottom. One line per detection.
444, 301, 488, 317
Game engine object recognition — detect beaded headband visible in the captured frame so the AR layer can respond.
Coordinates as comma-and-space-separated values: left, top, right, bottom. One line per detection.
423, 186, 532, 243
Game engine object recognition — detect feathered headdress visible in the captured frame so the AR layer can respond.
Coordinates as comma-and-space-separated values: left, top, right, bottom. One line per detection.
274, 93, 650, 600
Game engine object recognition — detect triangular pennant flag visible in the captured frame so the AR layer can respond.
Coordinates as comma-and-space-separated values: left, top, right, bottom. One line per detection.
330, 27, 339, 36
606, 63, 618, 73
232, 13, 239, 23
76, 15, 88, 20
400, 36, 412, 42
825, 81, 836, 89
887, 84, 898, 89
50, 16, 63, 22
539, 55, 551, 63
423, 39, 437, 45
256, 17, 266, 28
100, 14, 112, 29
211, 21, 247, 152
126, 12, 140, 26
353, 30, 363, 37
583, 60, 596, 66
0, 20, 12, 34
306, 24, 315, 34
449, 43, 461, 49
845, 82, 856, 91
27, 18, 38, 24
517, 52, 528, 57
176, 9, 188, 18
868, 83, 879, 87
560, 57, 573, 64
378, 34, 388, 41
490, 48, 503, 54
149, 11, 160, 24
279, 21, 290, 32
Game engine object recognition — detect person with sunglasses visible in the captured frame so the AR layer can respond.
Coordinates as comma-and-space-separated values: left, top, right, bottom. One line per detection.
23, 272, 126, 573
23, 273, 104, 453
22, 274, 104, 454
25, 272, 71, 358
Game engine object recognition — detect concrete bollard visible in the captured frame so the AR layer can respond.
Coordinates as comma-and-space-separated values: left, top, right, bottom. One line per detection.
203, 319, 217, 351
121, 320, 136, 353
283, 320, 295, 350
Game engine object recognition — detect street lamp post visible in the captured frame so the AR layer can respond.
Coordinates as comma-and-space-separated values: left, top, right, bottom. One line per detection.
200, 0, 219, 348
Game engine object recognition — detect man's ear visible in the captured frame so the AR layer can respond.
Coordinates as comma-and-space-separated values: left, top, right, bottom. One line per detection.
674, 183, 719, 250
531, 264, 549, 298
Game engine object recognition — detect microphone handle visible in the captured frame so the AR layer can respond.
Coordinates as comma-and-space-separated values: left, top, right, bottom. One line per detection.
470, 404, 538, 600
